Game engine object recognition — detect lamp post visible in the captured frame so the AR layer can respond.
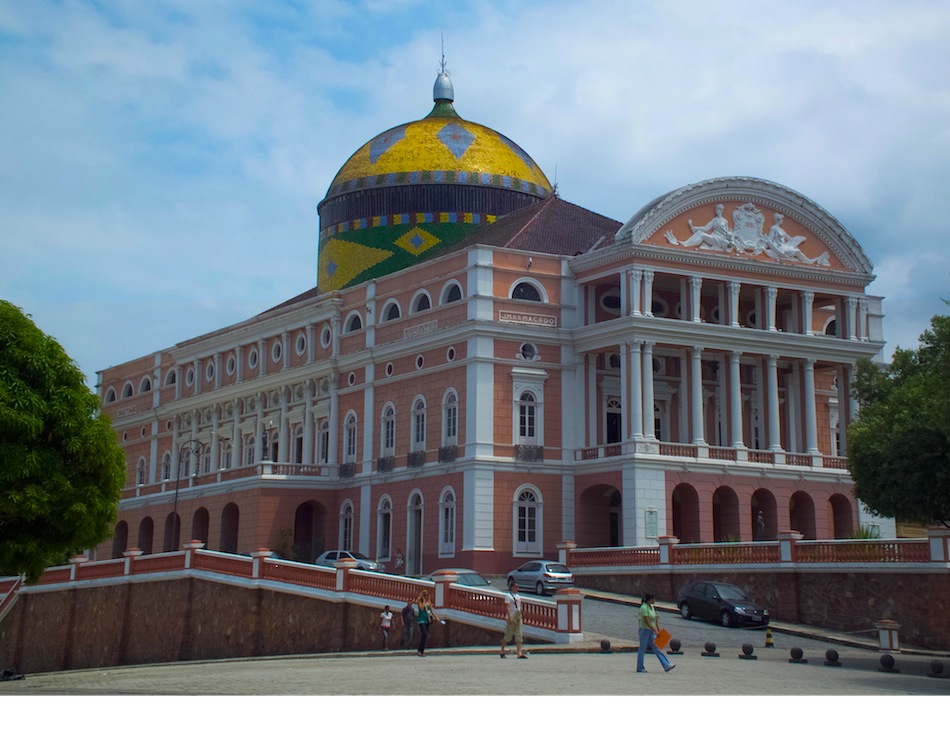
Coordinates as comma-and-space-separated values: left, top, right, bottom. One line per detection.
168, 438, 208, 552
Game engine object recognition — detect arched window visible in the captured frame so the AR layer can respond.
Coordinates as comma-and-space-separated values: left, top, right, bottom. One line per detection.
344, 413, 358, 463
161, 452, 172, 481
383, 301, 401, 322
411, 397, 426, 452
381, 405, 396, 457
439, 489, 456, 557
243, 434, 256, 466
518, 391, 537, 442
442, 282, 463, 304
511, 281, 542, 302
121, 382, 134, 399
377, 497, 392, 561
164, 369, 177, 386
345, 313, 363, 333
514, 489, 542, 555
219, 440, 232, 470
139, 376, 152, 394
104, 387, 116, 403
291, 424, 304, 464
136, 458, 147, 486
411, 291, 431, 313
442, 390, 458, 445
340, 501, 354, 551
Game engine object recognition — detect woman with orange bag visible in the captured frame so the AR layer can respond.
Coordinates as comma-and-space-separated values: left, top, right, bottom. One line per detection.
637, 593, 675, 674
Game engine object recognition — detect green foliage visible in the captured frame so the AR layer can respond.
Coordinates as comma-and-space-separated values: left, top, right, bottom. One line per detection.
845, 524, 881, 540
0, 301, 125, 582
848, 314, 950, 528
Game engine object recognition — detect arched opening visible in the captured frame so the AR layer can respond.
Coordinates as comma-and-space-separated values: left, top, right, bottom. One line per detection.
750, 489, 778, 541
220, 503, 240, 553
137, 517, 154, 554
293, 500, 327, 563
829, 493, 854, 538
163, 512, 181, 552
671, 483, 700, 543
790, 491, 817, 539
112, 521, 129, 559
191, 507, 210, 545
712, 487, 740, 542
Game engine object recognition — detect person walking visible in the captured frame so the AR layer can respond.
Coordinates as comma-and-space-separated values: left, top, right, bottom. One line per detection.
416, 588, 441, 656
637, 593, 674, 673
400, 598, 417, 649
500, 582, 528, 659
379, 605, 393, 650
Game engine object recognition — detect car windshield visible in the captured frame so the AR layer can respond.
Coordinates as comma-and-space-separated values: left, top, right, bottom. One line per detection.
458, 574, 490, 587
717, 584, 749, 601
545, 564, 570, 574
349, 552, 370, 560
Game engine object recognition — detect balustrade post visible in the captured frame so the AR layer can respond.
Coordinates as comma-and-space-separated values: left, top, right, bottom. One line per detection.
122, 547, 143, 576
250, 548, 273, 579
68, 555, 89, 581
183, 540, 204, 569
432, 571, 458, 610
927, 527, 950, 562
658, 535, 679, 565
555, 587, 584, 643
875, 619, 901, 652
777, 531, 802, 562
557, 541, 577, 567
335, 558, 357, 592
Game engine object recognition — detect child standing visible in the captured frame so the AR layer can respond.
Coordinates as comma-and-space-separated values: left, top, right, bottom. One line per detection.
379, 605, 393, 650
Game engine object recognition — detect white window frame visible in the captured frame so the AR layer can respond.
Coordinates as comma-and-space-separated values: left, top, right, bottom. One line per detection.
439, 488, 456, 557
442, 389, 458, 446
511, 368, 547, 446
377, 496, 393, 561
411, 396, 426, 453
339, 500, 355, 551
513, 487, 543, 556
344, 412, 358, 463
381, 404, 396, 457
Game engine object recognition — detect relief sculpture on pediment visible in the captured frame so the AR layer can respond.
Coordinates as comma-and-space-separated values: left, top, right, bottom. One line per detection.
664, 202, 830, 266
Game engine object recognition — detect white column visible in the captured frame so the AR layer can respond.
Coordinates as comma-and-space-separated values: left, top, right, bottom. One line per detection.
629, 269, 642, 316
859, 298, 869, 341
766, 286, 778, 332
303, 381, 314, 465
846, 297, 859, 340
642, 342, 656, 439
728, 282, 741, 327
586, 354, 597, 447
328, 374, 340, 465
231, 401, 241, 468
730, 351, 744, 447
804, 359, 819, 454
642, 270, 655, 317
802, 290, 815, 336
629, 342, 643, 440
767, 355, 782, 451
690, 346, 705, 444
690, 276, 703, 322
210, 405, 219, 469
278, 387, 289, 463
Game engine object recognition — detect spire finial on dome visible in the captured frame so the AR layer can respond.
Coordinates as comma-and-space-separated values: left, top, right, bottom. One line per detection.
433, 34, 454, 104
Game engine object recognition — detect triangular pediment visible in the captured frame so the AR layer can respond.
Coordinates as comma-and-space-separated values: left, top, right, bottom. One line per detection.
615, 177, 873, 276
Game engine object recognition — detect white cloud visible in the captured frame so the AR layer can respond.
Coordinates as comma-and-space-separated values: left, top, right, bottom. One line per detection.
2, 0, 950, 385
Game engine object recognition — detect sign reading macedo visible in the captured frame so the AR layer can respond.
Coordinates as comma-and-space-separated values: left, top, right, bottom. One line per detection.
499, 311, 558, 327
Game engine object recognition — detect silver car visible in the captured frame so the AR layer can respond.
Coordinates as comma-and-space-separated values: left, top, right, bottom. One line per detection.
506, 560, 574, 595
314, 550, 385, 572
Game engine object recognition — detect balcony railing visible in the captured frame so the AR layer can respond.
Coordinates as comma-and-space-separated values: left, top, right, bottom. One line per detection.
407, 450, 426, 468
515, 445, 544, 463
438, 445, 457, 463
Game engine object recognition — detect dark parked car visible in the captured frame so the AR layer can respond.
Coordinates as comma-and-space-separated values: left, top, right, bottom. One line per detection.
677, 581, 769, 627
506, 561, 574, 595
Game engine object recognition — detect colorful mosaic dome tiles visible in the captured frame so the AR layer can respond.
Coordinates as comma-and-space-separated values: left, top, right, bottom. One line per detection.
316, 73, 552, 293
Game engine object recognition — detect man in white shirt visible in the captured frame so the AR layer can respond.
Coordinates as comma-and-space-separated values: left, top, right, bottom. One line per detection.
500, 582, 528, 659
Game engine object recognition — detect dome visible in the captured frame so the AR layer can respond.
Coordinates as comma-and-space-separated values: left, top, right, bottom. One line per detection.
317, 68, 553, 292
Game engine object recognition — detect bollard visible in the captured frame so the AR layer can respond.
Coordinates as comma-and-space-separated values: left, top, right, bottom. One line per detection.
667, 638, 683, 656
764, 627, 774, 648
739, 643, 757, 660
701, 641, 719, 658
823, 649, 841, 667
600, 639, 612, 654
878, 654, 900, 674
788, 647, 808, 664
928, 660, 948, 679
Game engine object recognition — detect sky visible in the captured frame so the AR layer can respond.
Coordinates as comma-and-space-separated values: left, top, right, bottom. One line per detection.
3, 0, 949, 390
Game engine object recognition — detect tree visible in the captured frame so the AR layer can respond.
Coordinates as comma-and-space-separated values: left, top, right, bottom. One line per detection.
0, 301, 125, 582
848, 314, 950, 528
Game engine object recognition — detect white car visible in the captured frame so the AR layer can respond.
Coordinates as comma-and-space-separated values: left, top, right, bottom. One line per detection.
506, 560, 574, 595
314, 550, 385, 572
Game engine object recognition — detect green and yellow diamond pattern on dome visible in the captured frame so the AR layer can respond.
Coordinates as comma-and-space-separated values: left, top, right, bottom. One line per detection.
327, 117, 552, 197
318, 221, 482, 292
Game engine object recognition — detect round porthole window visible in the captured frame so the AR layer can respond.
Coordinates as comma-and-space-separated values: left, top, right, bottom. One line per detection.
416, 355, 425, 369
520, 343, 537, 361
248, 348, 259, 369
185, 368, 196, 387
271, 341, 282, 363
295, 333, 307, 356
226, 355, 236, 376
205, 361, 215, 382
348, 372, 356, 386
386, 363, 394, 377
321, 326, 332, 349
446, 346, 456, 362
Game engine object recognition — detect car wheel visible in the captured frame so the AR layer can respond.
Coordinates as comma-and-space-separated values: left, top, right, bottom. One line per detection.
679, 603, 691, 620
535, 581, 545, 596
721, 610, 734, 628
507, 577, 516, 590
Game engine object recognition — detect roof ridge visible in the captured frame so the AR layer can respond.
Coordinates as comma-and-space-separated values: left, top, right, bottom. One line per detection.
501, 196, 555, 248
